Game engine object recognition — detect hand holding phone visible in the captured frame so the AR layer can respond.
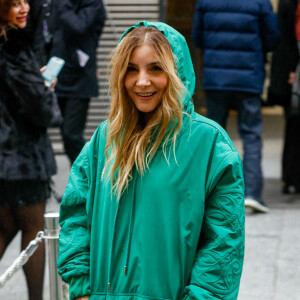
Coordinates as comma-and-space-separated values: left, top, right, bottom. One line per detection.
42, 56, 65, 86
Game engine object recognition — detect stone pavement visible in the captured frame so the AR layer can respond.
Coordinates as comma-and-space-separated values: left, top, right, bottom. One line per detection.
1, 113, 300, 299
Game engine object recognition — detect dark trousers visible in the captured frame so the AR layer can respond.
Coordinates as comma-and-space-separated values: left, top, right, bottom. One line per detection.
58, 97, 90, 164
282, 107, 300, 191
205, 90, 263, 201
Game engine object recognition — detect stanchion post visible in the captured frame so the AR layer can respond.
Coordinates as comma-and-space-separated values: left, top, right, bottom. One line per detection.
44, 212, 64, 300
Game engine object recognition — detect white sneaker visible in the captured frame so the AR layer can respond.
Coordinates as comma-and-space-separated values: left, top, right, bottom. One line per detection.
245, 198, 269, 213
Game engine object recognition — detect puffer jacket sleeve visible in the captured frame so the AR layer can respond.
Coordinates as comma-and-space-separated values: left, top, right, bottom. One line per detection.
191, 0, 204, 48
259, 0, 280, 52
3, 48, 59, 127
57, 143, 91, 300
185, 144, 245, 299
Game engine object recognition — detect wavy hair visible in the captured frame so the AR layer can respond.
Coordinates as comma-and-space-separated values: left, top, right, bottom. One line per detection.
103, 26, 186, 198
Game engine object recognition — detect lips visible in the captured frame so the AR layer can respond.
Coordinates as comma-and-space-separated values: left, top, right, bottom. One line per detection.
17, 16, 27, 22
136, 92, 156, 97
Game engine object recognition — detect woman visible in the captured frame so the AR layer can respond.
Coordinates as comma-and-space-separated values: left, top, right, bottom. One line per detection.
0, 0, 58, 299
58, 22, 245, 300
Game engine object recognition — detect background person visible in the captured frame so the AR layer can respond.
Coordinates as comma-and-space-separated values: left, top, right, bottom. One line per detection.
268, 0, 300, 194
57, 22, 245, 300
192, 0, 279, 213
0, 0, 59, 299
48, 0, 106, 164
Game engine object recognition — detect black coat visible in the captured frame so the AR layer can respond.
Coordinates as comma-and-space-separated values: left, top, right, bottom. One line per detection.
27, 0, 49, 66
268, 0, 299, 107
0, 29, 57, 180
49, 0, 106, 98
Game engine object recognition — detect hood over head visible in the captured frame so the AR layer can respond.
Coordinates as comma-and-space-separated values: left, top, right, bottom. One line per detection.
120, 21, 196, 113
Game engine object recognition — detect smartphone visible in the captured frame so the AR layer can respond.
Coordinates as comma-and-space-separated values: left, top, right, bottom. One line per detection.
42, 56, 65, 85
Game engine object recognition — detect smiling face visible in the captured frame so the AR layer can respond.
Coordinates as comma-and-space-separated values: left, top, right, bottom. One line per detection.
124, 44, 169, 121
7, 0, 29, 29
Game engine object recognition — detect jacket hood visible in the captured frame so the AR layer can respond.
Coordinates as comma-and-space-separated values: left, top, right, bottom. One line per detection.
120, 21, 196, 113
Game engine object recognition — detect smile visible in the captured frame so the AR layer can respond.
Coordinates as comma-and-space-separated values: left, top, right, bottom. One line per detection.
17, 16, 27, 21
136, 92, 156, 97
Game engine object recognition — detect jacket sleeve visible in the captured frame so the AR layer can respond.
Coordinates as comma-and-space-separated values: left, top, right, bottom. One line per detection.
259, 0, 280, 52
58, 0, 106, 36
192, 0, 204, 48
3, 49, 59, 127
57, 143, 91, 300
185, 150, 245, 300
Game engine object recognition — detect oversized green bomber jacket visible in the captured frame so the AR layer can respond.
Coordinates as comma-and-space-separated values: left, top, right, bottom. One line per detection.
58, 21, 245, 300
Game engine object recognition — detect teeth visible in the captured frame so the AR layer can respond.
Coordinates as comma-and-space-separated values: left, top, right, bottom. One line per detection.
137, 92, 154, 97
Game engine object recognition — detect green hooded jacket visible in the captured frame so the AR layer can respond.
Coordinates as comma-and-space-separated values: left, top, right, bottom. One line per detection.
58, 21, 245, 300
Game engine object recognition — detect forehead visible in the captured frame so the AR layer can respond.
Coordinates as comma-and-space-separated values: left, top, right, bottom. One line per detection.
129, 44, 159, 63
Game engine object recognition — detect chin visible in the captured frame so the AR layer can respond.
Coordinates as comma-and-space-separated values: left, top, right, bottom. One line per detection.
15, 21, 27, 29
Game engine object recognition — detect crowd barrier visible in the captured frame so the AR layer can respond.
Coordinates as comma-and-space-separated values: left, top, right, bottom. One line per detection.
0, 212, 68, 300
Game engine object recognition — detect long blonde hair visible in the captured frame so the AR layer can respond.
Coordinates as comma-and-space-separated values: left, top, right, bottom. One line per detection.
103, 26, 185, 198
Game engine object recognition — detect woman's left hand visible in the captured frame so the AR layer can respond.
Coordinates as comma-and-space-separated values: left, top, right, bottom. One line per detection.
40, 66, 58, 91
288, 72, 295, 85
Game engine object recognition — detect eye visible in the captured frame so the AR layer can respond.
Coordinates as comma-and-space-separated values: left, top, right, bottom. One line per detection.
12, 1, 20, 6
150, 64, 163, 72
126, 65, 137, 73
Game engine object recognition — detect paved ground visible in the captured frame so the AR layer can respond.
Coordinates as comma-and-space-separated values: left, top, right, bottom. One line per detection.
1, 113, 300, 299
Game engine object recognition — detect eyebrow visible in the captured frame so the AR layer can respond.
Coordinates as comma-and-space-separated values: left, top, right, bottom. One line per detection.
127, 62, 160, 67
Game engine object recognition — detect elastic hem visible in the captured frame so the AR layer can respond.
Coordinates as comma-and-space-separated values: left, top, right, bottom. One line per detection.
90, 292, 174, 300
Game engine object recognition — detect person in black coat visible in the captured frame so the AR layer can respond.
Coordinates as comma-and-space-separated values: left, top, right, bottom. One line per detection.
268, 0, 300, 193
268, 0, 299, 109
49, 0, 106, 164
0, 0, 59, 298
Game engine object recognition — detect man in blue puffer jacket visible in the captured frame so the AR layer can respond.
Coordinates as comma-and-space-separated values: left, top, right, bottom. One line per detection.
192, 0, 279, 213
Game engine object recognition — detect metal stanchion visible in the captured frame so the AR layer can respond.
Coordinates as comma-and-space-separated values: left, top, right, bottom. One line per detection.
44, 212, 64, 300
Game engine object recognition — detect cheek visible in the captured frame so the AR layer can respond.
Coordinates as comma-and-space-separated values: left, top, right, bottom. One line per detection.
158, 76, 169, 91
124, 75, 134, 92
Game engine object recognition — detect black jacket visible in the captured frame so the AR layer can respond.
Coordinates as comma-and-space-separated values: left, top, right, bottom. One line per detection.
27, 0, 50, 66
0, 29, 57, 180
49, 0, 106, 98
268, 0, 299, 107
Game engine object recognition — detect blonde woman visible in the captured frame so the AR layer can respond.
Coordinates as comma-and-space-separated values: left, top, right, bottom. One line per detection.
58, 22, 245, 300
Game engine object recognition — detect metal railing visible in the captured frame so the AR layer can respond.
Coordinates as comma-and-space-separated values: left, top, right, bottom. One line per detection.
44, 212, 67, 300
0, 212, 67, 300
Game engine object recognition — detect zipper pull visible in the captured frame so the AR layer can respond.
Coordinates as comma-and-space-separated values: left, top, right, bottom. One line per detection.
108, 282, 111, 291
124, 266, 128, 275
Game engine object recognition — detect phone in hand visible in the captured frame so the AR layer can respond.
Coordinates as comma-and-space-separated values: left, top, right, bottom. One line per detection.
42, 56, 65, 86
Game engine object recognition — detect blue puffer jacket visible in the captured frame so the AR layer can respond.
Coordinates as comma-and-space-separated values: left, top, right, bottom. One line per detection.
192, 0, 280, 94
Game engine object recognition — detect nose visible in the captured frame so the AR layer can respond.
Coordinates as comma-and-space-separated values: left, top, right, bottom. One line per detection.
20, 1, 29, 12
136, 71, 150, 87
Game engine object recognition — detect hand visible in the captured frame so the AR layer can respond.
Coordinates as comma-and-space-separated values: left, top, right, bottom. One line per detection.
75, 297, 89, 300
50, 78, 58, 90
288, 72, 295, 85
40, 66, 58, 91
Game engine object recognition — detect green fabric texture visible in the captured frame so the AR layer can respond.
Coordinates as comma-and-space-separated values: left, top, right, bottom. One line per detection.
58, 21, 245, 300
